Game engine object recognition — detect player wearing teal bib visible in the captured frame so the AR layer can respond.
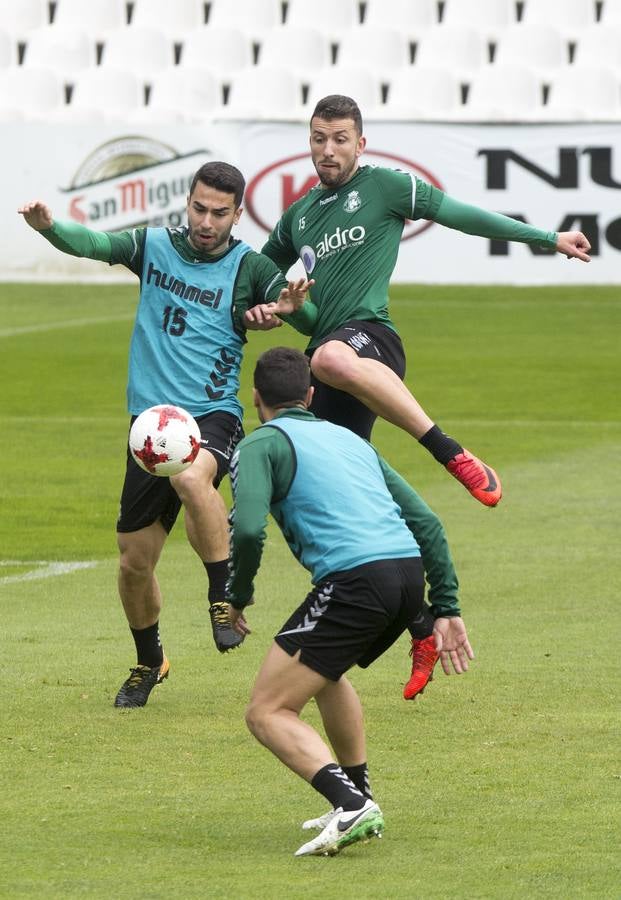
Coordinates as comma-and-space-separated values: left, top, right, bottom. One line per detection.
252, 94, 591, 701
226, 347, 473, 857
19, 162, 310, 708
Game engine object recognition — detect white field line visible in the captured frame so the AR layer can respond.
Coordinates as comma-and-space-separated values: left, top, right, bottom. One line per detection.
0, 313, 135, 339
0, 560, 98, 585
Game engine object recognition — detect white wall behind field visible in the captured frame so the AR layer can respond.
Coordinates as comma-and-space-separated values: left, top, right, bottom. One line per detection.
4, 119, 620, 284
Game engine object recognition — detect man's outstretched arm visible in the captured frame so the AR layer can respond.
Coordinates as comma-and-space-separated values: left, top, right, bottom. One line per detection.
18, 201, 113, 261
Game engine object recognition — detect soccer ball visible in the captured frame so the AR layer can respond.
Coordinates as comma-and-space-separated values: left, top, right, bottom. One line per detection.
129, 405, 201, 477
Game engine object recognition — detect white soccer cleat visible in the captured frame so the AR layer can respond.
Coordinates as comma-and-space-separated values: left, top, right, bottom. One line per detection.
294, 799, 384, 857
301, 808, 338, 831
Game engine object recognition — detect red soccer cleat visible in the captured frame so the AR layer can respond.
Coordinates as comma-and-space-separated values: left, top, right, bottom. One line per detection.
403, 635, 439, 701
446, 449, 502, 507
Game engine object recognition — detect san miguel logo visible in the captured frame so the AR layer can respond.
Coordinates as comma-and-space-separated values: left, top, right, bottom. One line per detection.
245, 151, 445, 241
61, 137, 212, 231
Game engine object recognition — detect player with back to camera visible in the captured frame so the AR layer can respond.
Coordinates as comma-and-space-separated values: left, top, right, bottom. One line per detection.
226, 346, 473, 857
249, 94, 591, 700
18, 162, 311, 709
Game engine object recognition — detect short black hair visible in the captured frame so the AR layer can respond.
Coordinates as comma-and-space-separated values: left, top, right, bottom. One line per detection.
254, 347, 311, 408
310, 95, 363, 135
189, 161, 245, 207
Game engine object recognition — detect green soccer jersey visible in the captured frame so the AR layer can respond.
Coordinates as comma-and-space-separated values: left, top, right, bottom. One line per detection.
262, 165, 558, 349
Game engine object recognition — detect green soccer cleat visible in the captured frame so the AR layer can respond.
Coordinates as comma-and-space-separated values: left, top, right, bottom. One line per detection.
294, 799, 384, 857
114, 656, 170, 708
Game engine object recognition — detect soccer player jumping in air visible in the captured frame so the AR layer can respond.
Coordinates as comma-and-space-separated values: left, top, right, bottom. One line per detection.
248, 94, 591, 698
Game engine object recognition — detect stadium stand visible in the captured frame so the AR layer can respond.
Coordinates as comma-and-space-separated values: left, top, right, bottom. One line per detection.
381, 66, 463, 119
462, 64, 545, 120
545, 64, 621, 120
99, 26, 176, 79
135, 66, 221, 122
4, 0, 620, 123
219, 66, 304, 119
0, 65, 65, 120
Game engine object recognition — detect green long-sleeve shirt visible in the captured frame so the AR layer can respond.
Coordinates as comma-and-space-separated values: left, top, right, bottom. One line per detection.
262, 168, 559, 347
227, 408, 460, 617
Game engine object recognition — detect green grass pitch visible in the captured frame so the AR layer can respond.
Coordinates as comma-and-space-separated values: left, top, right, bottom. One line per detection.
1, 281, 619, 899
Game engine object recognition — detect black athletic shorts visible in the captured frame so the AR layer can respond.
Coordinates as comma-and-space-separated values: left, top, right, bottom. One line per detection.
117, 410, 243, 534
274, 556, 425, 681
307, 319, 406, 441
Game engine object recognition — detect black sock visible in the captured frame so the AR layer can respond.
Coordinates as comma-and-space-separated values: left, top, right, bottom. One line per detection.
130, 622, 163, 668
419, 424, 463, 466
204, 559, 229, 604
343, 763, 373, 800
407, 606, 436, 640
311, 764, 366, 812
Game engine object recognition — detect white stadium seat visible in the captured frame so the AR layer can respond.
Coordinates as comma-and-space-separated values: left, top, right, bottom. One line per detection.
130, 0, 205, 40
415, 26, 487, 78
573, 24, 621, 70
545, 65, 621, 120
219, 66, 304, 119
521, 0, 599, 37
286, 0, 361, 42
180, 27, 253, 76
364, 0, 439, 32
257, 26, 331, 79
494, 24, 569, 74
0, 66, 65, 120
21, 26, 96, 82
136, 67, 222, 123
337, 26, 411, 77
0, 0, 49, 41
382, 66, 462, 119
208, 0, 283, 42
0, 28, 17, 67
53, 0, 127, 39
463, 64, 544, 121
441, 0, 517, 40
66, 67, 144, 121
305, 66, 384, 116
99, 26, 176, 79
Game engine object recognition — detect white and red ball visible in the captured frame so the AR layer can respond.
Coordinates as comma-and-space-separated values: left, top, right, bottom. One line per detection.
129, 405, 201, 477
